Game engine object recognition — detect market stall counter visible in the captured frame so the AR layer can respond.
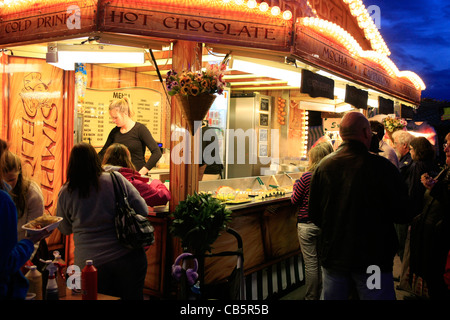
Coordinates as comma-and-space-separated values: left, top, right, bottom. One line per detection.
143, 173, 305, 299
198, 173, 304, 299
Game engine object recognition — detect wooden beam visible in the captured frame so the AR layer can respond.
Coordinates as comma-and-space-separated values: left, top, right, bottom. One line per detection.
169, 40, 202, 212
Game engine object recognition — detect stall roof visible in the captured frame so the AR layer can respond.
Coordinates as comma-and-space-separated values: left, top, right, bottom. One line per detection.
0, 0, 425, 104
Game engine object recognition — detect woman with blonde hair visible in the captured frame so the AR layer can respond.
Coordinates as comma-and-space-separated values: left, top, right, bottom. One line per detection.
1, 150, 44, 242
98, 96, 162, 176
291, 142, 333, 300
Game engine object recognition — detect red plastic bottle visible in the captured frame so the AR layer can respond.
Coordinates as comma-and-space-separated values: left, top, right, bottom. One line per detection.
81, 260, 97, 300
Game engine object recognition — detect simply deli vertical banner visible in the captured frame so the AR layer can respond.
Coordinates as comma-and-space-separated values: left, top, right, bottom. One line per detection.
0, 3, 96, 45
8, 57, 65, 217
98, 0, 292, 51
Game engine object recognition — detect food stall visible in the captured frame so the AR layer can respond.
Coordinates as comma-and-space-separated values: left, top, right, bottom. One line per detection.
0, 0, 425, 299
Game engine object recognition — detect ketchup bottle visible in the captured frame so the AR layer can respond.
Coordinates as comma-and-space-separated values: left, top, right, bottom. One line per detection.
81, 260, 97, 300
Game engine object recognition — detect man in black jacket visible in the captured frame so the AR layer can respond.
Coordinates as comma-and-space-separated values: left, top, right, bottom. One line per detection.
309, 112, 411, 300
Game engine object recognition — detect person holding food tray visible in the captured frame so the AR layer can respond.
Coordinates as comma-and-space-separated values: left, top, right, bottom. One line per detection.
0, 177, 50, 300
1, 151, 44, 258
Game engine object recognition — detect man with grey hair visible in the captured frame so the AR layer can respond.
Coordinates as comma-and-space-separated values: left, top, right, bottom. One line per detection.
392, 130, 414, 173
391, 130, 414, 262
309, 112, 411, 300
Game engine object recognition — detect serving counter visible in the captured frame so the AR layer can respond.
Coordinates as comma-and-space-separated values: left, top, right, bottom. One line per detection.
143, 172, 306, 300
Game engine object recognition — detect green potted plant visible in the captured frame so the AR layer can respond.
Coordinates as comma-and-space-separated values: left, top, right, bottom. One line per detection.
170, 191, 232, 254
170, 192, 232, 288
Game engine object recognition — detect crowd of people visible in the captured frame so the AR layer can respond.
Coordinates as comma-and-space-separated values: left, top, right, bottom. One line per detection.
1, 107, 449, 301
291, 112, 449, 300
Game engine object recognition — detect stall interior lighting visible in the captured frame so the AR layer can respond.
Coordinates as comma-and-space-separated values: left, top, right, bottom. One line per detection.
300, 17, 426, 91
229, 58, 301, 88
46, 43, 145, 70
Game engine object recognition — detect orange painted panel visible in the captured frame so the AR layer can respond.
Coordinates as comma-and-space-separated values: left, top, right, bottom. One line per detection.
7, 57, 65, 218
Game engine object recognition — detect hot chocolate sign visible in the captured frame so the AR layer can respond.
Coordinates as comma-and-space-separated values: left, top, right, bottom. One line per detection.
98, 2, 291, 51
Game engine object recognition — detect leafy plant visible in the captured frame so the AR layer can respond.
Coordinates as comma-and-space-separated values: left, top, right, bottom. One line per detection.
170, 192, 232, 254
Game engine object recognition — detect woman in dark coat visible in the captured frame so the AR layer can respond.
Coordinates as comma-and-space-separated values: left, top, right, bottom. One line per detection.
410, 133, 450, 299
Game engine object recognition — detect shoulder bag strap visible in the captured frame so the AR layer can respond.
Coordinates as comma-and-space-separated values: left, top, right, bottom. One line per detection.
110, 171, 124, 206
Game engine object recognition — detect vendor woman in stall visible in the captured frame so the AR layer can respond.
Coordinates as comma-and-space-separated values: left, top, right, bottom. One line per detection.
98, 96, 162, 176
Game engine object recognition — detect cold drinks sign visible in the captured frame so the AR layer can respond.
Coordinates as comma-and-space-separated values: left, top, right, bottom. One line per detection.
0, 4, 95, 45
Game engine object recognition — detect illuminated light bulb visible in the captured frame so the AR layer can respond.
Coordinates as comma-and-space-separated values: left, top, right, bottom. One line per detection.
271, 6, 281, 16
282, 10, 293, 20
259, 2, 269, 12
247, 0, 257, 9
222, 0, 232, 2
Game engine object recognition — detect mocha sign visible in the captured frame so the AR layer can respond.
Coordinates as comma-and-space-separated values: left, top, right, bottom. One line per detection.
294, 26, 421, 104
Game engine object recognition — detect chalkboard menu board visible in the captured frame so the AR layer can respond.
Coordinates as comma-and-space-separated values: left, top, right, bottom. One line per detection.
82, 87, 162, 147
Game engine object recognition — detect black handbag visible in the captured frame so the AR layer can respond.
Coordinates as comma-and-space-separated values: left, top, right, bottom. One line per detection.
110, 171, 155, 249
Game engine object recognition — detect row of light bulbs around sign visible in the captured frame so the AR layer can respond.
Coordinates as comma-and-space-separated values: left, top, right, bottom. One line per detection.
301, 17, 426, 91
343, 0, 390, 57
0, 0, 392, 59
222, 0, 293, 20
224, 1, 392, 70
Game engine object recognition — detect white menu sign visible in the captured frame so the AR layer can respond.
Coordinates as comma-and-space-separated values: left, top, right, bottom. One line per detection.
82, 87, 162, 147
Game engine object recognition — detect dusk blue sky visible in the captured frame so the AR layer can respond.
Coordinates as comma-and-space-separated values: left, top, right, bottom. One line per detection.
368, 0, 450, 101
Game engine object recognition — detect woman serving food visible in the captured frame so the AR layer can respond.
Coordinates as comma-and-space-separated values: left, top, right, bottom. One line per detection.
98, 96, 162, 176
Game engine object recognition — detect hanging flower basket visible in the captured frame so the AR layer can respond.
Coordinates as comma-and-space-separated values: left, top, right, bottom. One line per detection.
165, 63, 227, 135
382, 116, 407, 142
175, 93, 216, 134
